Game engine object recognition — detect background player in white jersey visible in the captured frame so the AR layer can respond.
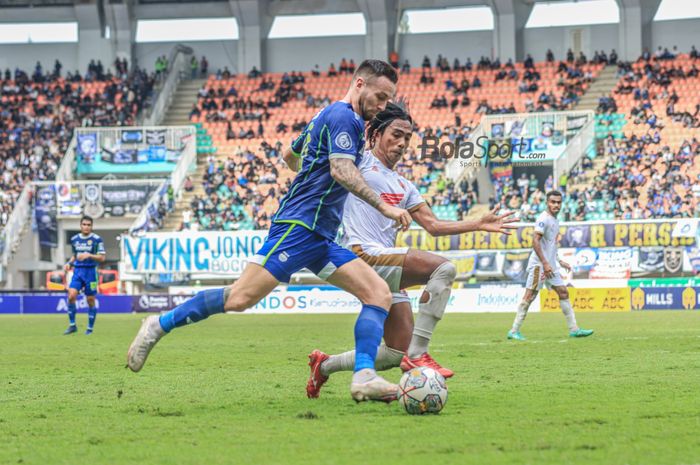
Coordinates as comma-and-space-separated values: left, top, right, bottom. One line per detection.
508, 190, 594, 341
306, 103, 516, 397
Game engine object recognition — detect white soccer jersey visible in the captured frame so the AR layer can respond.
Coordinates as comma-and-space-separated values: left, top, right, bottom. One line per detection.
527, 210, 560, 270
340, 151, 425, 249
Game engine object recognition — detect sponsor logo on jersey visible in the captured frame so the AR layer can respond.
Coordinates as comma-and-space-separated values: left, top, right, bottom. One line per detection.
380, 193, 404, 206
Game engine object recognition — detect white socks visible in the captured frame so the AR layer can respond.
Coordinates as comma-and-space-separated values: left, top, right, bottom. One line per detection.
560, 299, 578, 331
512, 299, 531, 333
320, 344, 404, 377
407, 262, 456, 359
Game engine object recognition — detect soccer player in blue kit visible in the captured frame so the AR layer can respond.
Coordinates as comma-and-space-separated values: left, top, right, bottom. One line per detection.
63, 215, 106, 335
127, 60, 413, 402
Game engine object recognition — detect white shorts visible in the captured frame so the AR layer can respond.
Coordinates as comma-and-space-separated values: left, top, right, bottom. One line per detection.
350, 244, 410, 304
525, 265, 565, 291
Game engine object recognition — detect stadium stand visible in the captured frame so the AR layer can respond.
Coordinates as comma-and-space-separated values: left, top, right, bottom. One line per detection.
169, 53, 606, 231
498, 50, 700, 221
0, 60, 156, 228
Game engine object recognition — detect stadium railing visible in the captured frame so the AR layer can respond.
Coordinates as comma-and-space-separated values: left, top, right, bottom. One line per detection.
56, 135, 77, 182
129, 127, 197, 234
0, 186, 32, 279
144, 44, 194, 126
553, 112, 596, 182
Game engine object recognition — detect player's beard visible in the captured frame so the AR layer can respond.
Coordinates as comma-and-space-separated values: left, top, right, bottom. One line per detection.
359, 94, 373, 121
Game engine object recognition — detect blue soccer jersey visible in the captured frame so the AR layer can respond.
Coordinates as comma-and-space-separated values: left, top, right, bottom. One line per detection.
70, 233, 105, 268
273, 101, 365, 241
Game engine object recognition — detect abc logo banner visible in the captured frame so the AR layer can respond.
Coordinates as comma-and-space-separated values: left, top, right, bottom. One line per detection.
540, 288, 630, 313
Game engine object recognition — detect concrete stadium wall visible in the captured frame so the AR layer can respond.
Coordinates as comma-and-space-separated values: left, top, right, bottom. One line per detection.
652, 19, 700, 53
134, 41, 238, 74
523, 23, 619, 62
264, 36, 365, 73
0, 44, 80, 74
398, 31, 493, 66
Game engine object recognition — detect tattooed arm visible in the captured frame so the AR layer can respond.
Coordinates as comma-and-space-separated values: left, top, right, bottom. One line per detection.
329, 158, 411, 230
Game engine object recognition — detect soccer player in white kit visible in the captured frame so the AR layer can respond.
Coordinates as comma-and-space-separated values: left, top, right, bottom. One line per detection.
508, 190, 594, 340
306, 103, 517, 397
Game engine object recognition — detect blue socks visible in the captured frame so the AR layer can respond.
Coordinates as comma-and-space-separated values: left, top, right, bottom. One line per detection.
354, 304, 389, 372
159, 288, 226, 332
87, 306, 97, 330
68, 303, 77, 326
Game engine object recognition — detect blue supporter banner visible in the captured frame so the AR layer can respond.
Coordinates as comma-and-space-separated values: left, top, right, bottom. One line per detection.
0, 294, 133, 314
0, 296, 22, 314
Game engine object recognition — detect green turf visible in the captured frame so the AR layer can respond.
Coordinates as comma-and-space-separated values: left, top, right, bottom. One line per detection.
1, 312, 699, 465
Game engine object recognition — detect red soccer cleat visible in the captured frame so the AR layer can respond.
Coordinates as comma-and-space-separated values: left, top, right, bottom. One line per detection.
306, 350, 330, 398
400, 353, 454, 379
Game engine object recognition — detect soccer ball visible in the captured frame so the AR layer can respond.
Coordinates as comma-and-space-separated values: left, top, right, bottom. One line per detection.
397, 367, 448, 414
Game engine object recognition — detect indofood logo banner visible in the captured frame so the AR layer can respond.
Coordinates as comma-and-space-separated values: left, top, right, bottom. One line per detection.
122, 231, 267, 276
396, 220, 696, 251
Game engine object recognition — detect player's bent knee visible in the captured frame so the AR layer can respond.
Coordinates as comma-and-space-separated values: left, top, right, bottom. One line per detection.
224, 292, 259, 312
361, 279, 392, 310
437, 261, 457, 283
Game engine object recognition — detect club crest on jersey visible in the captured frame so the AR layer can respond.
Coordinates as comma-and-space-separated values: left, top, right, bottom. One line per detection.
335, 132, 353, 150
87, 240, 93, 245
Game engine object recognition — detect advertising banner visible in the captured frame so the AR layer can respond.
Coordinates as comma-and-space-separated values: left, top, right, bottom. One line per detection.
540, 288, 630, 313
121, 231, 267, 276
1, 294, 133, 314
630, 286, 700, 310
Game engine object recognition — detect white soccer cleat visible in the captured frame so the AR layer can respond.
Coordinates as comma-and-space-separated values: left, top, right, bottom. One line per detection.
350, 369, 399, 403
127, 315, 166, 372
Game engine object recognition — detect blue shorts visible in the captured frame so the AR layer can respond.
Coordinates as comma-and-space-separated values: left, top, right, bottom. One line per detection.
69, 267, 98, 296
249, 222, 358, 283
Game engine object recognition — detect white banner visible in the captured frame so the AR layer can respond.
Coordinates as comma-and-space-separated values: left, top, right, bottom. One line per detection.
199, 287, 538, 314
121, 231, 267, 277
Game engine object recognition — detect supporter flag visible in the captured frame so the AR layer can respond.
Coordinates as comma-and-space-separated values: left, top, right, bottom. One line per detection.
541, 121, 554, 137
589, 247, 632, 279
34, 185, 58, 248
562, 225, 590, 248
685, 246, 700, 273
77, 133, 97, 163
502, 252, 529, 281
663, 247, 683, 274
475, 252, 498, 274
638, 247, 664, 272
573, 248, 598, 272
145, 129, 167, 145
566, 114, 588, 132
491, 123, 505, 139
672, 219, 698, 238
508, 120, 524, 137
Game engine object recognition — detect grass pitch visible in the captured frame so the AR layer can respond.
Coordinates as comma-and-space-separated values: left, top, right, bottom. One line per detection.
1, 312, 699, 465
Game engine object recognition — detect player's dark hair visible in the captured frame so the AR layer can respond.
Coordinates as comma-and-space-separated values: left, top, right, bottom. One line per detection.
546, 190, 563, 200
367, 100, 413, 148
353, 59, 398, 84
81, 215, 93, 224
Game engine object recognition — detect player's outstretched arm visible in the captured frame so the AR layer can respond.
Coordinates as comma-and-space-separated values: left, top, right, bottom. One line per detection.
410, 205, 518, 237
282, 147, 301, 172
329, 158, 411, 231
